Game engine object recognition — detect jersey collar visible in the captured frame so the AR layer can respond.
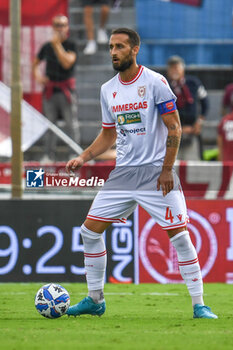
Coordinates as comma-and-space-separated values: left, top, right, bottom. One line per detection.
118, 65, 144, 85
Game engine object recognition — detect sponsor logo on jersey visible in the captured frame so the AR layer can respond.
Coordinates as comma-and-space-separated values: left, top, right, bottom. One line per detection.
138, 86, 146, 98
113, 92, 117, 98
120, 127, 146, 136
112, 101, 148, 113
117, 112, 141, 125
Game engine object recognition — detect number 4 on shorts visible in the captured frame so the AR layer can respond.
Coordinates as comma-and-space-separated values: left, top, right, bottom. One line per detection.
165, 207, 174, 223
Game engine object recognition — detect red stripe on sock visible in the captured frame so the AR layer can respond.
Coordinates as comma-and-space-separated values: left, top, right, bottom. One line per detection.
84, 250, 107, 258
179, 257, 198, 264
178, 258, 199, 266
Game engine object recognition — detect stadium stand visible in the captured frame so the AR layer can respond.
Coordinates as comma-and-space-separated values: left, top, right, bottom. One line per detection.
136, 0, 233, 66
4, 0, 231, 160
69, 0, 232, 153
19, 0, 135, 161
69, 0, 136, 147
135, 0, 233, 153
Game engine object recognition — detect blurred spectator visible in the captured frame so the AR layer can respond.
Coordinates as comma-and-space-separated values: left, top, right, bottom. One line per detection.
217, 109, 233, 161
32, 15, 80, 161
222, 83, 233, 116
167, 56, 209, 161
82, 0, 110, 55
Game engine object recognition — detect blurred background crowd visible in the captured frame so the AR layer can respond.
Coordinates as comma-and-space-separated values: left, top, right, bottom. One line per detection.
0, 0, 232, 164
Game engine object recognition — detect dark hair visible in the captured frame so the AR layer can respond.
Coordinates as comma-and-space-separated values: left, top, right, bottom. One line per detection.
111, 28, 140, 48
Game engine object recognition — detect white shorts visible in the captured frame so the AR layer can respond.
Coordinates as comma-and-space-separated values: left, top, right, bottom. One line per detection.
87, 165, 188, 230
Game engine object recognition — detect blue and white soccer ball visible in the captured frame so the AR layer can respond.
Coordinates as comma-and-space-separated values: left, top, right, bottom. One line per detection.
35, 283, 70, 318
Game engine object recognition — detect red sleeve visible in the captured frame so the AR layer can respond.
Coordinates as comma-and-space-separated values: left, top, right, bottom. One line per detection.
218, 118, 224, 136
102, 122, 115, 129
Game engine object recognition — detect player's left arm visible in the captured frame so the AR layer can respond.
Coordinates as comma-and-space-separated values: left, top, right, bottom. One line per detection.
157, 110, 182, 196
51, 33, 76, 69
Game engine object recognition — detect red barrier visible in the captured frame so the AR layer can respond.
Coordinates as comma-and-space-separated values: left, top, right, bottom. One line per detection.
0, 162, 115, 187
1, 162, 233, 195
138, 200, 233, 283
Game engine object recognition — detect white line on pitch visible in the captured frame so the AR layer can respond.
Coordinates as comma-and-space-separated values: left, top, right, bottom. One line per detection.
77, 292, 133, 295
77, 292, 180, 296
0, 292, 28, 295
141, 292, 179, 296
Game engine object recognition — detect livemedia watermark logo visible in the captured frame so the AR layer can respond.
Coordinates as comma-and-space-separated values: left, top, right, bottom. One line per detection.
26, 169, 45, 188
26, 169, 105, 188
46, 175, 104, 187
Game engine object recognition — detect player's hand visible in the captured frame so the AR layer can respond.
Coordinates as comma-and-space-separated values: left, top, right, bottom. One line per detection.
37, 75, 49, 86
66, 156, 84, 176
51, 31, 62, 45
157, 168, 174, 196
193, 117, 204, 135
182, 125, 193, 134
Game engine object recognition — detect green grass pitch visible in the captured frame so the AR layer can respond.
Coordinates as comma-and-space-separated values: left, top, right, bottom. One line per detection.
0, 283, 232, 350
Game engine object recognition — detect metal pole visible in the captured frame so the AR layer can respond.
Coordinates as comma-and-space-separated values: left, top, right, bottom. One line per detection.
10, 0, 23, 198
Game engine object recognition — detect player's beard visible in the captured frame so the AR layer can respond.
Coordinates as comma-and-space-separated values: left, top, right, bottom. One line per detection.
112, 53, 134, 72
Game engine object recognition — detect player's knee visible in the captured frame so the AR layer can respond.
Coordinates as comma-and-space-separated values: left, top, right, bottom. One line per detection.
81, 224, 103, 241
170, 230, 190, 249
84, 218, 111, 233
167, 226, 187, 238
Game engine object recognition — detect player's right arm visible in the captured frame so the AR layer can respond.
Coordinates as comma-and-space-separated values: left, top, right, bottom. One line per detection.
32, 44, 50, 86
66, 127, 116, 174
66, 84, 116, 174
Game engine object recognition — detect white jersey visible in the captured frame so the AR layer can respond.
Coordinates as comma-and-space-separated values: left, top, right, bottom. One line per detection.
100, 65, 177, 166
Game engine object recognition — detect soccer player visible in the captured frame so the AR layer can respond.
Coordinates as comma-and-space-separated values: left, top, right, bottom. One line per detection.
66, 28, 218, 319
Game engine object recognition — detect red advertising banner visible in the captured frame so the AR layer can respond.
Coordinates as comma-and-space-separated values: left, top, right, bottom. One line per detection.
138, 200, 233, 283
0, 0, 68, 111
170, 0, 202, 6
177, 161, 233, 199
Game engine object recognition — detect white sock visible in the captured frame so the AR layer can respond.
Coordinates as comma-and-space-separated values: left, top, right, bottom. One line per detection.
88, 289, 104, 304
170, 231, 204, 307
81, 224, 106, 303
